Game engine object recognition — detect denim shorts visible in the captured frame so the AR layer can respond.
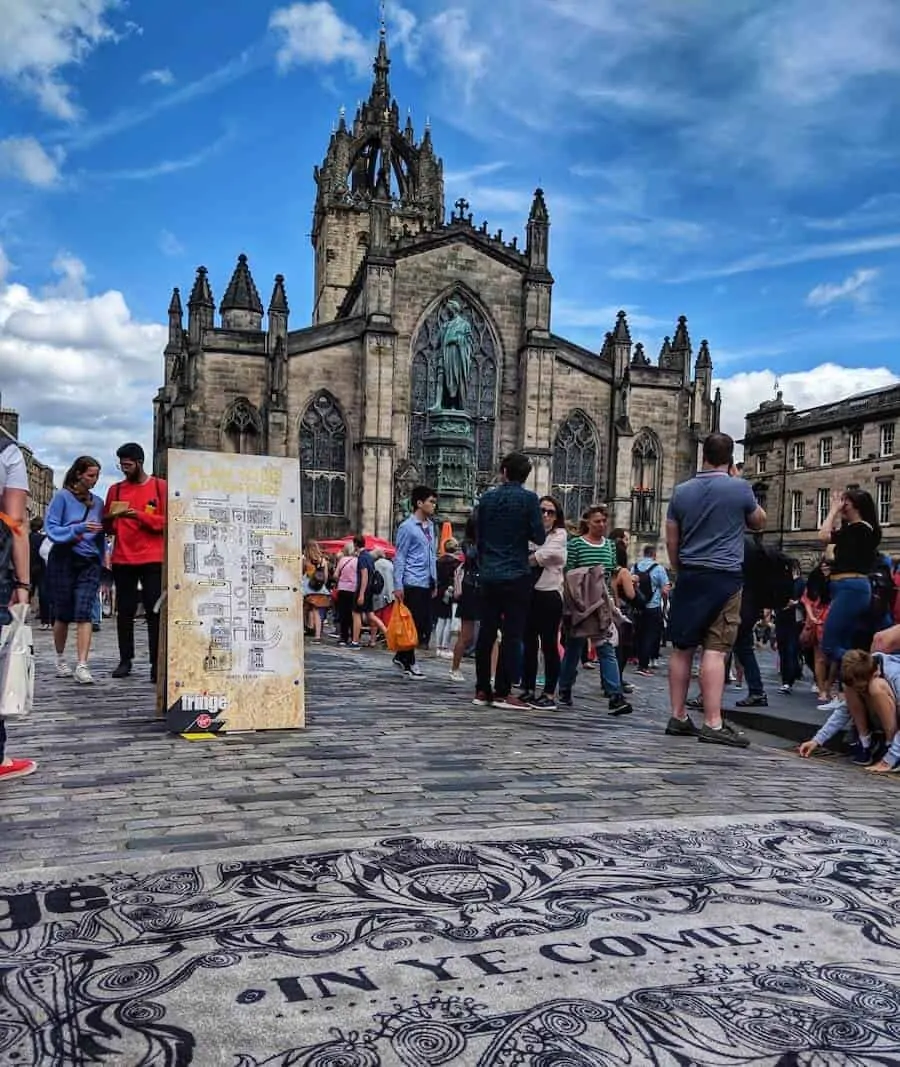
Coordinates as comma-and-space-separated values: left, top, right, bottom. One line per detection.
668, 567, 744, 652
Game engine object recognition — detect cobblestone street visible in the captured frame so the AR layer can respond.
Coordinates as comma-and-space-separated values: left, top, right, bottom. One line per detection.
2, 625, 898, 871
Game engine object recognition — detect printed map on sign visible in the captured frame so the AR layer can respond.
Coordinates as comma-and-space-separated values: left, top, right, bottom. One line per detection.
165, 450, 305, 734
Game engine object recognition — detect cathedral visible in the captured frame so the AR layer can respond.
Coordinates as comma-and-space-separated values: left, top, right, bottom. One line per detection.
153, 28, 721, 545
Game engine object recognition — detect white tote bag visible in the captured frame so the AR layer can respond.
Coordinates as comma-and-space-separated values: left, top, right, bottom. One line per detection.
0, 603, 34, 718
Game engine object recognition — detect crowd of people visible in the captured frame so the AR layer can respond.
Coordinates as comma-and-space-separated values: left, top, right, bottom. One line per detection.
1, 441, 164, 781
2, 429, 899, 785
301, 437, 899, 768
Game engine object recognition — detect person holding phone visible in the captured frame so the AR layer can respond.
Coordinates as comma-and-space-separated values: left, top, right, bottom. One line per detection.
44, 455, 105, 684
105, 443, 167, 683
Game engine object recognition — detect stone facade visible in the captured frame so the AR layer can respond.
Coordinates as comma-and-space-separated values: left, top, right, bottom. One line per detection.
0, 407, 55, 520
153, 31, 720, 556
741, 385, 900, 566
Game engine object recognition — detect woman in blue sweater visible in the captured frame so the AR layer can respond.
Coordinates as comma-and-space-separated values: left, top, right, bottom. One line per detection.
45, 456, 105, 684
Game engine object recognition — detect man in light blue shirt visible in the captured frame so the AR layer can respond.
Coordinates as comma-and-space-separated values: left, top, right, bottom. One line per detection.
393, 485, 438, 678
633, 545, 669, 674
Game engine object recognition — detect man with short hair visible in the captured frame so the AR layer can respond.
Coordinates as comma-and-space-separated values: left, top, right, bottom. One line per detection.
393, 486, 438, 678
665, 432, 766, 747
473, 452, 545, 709
0, 430, 34, 782
105, 443, 167, 683
633, 544, 670, 675
352, 534, 387, 647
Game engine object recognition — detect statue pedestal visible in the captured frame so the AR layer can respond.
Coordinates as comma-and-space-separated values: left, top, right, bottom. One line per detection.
423, 409, 476, 526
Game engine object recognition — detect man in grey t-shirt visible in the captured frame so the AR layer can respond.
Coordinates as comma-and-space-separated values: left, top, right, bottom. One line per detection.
664, 432, 766, 748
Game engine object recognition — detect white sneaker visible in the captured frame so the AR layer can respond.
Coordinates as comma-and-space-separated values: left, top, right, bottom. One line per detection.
56, 660, 72, 678
819, 696, 845, 712
406, 663, 424, 678
449, 669, 464, 683
779, 684, 792, 694
74, 663, 94, 685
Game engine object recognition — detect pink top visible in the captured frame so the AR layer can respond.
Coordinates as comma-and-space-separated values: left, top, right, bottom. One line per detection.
336, 555, 358, 592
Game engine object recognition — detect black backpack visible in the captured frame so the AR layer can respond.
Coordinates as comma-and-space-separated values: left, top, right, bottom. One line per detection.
745, 541, 794, 610
370, 568, 385, 596
633, 564, 656, 609
308, 565, 327, 591
869, 563, 896, 625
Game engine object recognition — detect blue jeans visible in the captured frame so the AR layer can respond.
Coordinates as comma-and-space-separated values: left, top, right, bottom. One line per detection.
822, 577, 871, 665
733, 621, 765, 696
559, 637, 623, 698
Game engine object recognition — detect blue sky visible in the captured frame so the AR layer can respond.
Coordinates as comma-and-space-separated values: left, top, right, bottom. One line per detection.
1, 0, 899, 480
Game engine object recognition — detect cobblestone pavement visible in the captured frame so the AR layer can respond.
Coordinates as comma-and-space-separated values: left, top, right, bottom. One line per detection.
2, 625, 898, 870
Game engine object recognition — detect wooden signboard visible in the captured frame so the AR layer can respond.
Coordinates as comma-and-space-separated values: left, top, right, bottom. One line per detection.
164, 449, 305, 736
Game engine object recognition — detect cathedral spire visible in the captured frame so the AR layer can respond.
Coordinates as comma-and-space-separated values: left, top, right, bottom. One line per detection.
371, 14, 391, 108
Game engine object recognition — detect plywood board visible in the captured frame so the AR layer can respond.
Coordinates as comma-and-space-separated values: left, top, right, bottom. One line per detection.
164, 449, 305, 734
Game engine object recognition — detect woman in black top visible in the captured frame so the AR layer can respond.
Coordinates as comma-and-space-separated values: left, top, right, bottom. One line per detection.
819, 488, 881, 668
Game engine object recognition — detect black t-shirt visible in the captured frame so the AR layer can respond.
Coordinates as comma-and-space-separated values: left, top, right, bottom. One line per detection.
832, 521, 878, 575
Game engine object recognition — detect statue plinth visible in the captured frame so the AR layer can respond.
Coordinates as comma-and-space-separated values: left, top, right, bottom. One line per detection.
422, 408, 476, 525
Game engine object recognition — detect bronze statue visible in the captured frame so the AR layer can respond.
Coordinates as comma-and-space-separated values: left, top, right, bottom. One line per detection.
431, 298, 475, 411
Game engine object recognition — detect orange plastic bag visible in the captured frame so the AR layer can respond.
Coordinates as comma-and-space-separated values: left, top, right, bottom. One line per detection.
386, 601, 418, 653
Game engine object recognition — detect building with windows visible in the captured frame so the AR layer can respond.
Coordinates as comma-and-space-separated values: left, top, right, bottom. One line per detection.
153, 30, 719, 545
741, 385, 900, 564
0, 404, 55, 520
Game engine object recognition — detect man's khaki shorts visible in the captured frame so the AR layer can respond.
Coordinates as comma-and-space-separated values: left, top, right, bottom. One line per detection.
704, 589, 743, 653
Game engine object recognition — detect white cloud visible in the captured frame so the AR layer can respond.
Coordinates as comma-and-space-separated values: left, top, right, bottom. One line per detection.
553, 301, 669, 334
674, 233, 900, 282
42, 253, 89, 299
269, 2, 370, 74
0, 136, 64, 187
443, 162, 509, 184
805, 268, 879, 308
140, 67, 175, 86
715, 363, 900, 451
0, 246, 10, 285
0, 244, 164, 477
158, 230, 185, 257
427, 10, 488, 99
0, 0, 120, 119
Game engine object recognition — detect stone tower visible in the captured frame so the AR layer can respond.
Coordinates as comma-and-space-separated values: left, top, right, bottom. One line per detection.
310, 23, 445, 324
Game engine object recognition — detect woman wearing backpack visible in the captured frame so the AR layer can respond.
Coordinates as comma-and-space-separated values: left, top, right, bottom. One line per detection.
302, 541, 331, 640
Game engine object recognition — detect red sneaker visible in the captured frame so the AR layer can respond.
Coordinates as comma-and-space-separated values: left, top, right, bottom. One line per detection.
0, 758, 37, 782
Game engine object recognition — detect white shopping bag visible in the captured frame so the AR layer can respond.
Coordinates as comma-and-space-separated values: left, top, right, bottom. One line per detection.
0, 603, 34, 718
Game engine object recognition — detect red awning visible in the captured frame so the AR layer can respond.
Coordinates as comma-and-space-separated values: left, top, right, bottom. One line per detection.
317, 535, 396, 559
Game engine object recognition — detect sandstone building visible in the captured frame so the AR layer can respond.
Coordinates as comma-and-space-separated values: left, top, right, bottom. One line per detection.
742, 384, 899, 563
153, 30, 721, 545
0, 405, 55, 520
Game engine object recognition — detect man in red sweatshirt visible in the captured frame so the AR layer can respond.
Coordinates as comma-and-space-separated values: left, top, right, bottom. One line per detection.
104, 443, 166, 682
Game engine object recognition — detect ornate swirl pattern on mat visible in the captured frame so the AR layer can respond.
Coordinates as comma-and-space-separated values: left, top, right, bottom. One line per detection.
2, 818, 900, 1064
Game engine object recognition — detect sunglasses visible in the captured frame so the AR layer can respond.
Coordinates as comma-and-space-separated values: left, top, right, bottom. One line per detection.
540, 507, 557, 516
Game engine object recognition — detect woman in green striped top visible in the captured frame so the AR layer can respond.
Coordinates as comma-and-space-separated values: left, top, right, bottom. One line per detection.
558, 505, 632, 715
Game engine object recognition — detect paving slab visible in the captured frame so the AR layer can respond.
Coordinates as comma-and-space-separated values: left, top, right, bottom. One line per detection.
1, 626, 898, 870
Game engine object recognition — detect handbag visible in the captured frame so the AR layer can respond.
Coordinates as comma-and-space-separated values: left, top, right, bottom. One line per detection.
386, 602, 419, 653
0, 603, 34, 719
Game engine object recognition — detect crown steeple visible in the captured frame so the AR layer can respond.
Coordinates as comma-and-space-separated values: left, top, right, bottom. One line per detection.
311, 18, 445, 324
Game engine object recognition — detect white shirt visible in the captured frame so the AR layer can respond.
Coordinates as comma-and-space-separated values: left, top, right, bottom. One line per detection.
0, 440, 29, 495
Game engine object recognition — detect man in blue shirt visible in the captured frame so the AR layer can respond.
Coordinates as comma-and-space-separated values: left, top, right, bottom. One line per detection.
632, 544, 670, 675
665, 432, 766, 747
393, 485, 438, 678
473, 452, 545, 709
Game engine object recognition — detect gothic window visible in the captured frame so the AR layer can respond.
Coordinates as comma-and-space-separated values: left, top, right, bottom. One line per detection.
552, 410, 600, 521
222, 398, 262, 455
409, 295, 498, 478
631, 429, 662, 534
300, 391, 347, 517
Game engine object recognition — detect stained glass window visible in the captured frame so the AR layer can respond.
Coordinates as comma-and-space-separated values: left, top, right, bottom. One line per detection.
552, 410, 600, 521
409, 296, 498, 477
300, 392, 347, 517
630, 429, 661, 534
222, 398, 262, 455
